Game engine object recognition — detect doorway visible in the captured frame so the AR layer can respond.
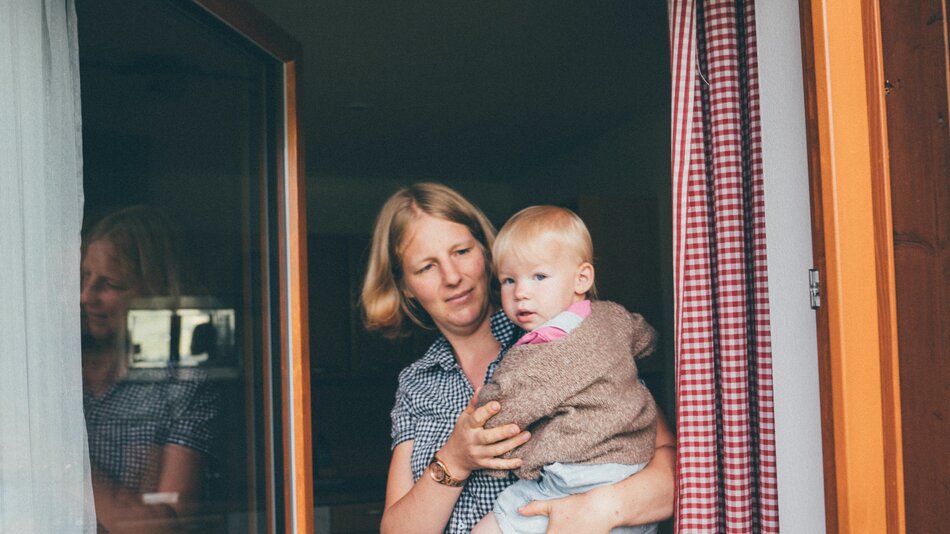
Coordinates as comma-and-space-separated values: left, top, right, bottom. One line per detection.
240, 0, 674, 531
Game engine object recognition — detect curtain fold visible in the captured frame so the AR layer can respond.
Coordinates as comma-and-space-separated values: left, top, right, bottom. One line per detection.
669, 0, 779, 532
0, 0, 94, 531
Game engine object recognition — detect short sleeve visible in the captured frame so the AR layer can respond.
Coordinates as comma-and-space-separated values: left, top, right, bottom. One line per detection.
390, 375, 416, 449
165, 373, 221, 457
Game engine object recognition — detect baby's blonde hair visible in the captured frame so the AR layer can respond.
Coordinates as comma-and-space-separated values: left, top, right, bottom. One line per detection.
492, 205, 597, 298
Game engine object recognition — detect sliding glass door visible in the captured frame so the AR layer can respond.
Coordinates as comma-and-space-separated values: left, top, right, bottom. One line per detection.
76, 0, 310, 530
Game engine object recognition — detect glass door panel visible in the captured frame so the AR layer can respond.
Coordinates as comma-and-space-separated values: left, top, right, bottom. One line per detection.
76, 0, 307, 531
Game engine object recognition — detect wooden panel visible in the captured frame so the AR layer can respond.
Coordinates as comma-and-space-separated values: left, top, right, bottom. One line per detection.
862, 1, 905, 530
799, 0, 905, 531
879, 0, 950, 530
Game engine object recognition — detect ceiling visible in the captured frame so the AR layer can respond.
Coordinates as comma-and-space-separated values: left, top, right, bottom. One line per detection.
243, 0, 670, 179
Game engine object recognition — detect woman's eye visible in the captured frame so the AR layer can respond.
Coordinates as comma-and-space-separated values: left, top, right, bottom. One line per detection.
415, 263, 434, 275
456, 247, 471, 256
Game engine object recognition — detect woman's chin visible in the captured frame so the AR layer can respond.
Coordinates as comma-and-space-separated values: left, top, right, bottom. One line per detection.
439, 307, 490, 336
81, 329, 117, 350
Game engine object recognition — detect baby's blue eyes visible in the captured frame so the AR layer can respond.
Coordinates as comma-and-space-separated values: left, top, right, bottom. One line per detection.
499, 274, 547, 285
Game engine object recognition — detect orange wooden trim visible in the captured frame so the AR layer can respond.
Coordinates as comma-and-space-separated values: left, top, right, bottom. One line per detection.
279, 59, 314, 534
796, 1, 838, 531
860, 1, 905, 532
800, 0, 905, 532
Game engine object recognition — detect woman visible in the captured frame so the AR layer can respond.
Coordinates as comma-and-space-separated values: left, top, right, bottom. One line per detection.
81, 206, 219, 533
362, 183, 675, 533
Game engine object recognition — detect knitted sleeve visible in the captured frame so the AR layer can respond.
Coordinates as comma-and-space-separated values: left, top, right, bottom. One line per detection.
478, 342, 605, 479
479, 347, 608, 432
629, 312, 658, 359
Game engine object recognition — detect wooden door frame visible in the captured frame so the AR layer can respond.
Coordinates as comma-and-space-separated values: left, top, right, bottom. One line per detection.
189, 1, 313, 532
798, 0, 904, 532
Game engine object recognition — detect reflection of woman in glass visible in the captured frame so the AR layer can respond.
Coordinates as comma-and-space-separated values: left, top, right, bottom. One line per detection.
81, 206, 219, 532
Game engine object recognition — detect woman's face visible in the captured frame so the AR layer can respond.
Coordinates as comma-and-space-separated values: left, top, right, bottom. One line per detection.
81, 239, 140, 342
399, 213, 492, 339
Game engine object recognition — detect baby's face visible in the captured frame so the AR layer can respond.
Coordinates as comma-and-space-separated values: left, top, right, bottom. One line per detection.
496, 245, 589, 331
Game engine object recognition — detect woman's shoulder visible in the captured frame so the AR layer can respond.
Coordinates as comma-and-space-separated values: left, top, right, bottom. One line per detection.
489, 308, 522, 348
396, 335, 452, 385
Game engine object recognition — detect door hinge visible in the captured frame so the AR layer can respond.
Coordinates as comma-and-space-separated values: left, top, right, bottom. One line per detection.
809, 268, 821, 310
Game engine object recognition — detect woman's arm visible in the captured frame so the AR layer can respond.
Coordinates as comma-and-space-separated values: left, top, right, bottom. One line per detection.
92, 444, 206, 533
380, 441, 462, 534
380, 393, 530, 534
518, 409, 676, 533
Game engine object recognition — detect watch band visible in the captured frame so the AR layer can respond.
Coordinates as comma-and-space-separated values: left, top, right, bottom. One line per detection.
428, 455, 467, 487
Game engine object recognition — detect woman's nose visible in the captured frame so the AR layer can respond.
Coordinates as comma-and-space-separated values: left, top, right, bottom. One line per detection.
442, 261, 462, 286
80, 280, 96, 306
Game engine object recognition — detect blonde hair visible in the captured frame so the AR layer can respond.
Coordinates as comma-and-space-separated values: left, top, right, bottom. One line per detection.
492, 205, 597, 298
83, 205, 189, 298
361, 183, 498, 338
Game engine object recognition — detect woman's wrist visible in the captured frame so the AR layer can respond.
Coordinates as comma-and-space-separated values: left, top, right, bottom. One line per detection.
434, 447, 472, 480
587, 483, 624, 529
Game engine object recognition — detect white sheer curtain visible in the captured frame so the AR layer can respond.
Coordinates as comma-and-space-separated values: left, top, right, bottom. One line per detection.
0, 0, 95, 531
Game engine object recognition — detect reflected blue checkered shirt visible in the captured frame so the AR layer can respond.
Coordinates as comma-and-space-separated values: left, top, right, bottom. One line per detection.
84, 366, 220, 492
391, 310, 521, 533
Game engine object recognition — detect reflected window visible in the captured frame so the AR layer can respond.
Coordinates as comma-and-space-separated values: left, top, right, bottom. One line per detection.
128, 297, 237, 371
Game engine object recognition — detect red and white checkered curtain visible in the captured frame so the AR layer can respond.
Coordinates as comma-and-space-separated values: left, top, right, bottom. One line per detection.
668, 0, 779, 532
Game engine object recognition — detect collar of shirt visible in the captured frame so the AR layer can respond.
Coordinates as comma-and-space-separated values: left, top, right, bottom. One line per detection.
416, 309, 521, 372
515, 299, 592, 346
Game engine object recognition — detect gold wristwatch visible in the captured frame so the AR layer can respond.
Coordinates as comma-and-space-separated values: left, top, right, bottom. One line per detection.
428, 455, 467, 487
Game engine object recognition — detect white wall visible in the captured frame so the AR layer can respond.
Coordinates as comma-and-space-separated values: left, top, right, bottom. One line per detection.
756, 3, 827, 532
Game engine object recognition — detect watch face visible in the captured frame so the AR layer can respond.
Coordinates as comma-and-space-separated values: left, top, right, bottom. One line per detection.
431, 462, 446, 481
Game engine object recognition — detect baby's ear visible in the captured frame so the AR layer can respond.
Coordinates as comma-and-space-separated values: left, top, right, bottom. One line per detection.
574, 262, 595, 295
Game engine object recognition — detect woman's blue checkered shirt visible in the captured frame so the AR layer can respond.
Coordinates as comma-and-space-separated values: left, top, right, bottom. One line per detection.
391, 309, 521, 533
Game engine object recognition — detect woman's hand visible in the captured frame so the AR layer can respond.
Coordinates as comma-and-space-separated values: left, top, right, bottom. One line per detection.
518, 485, 617, 534
91, 444, 207, 533
437, 387, 530, 478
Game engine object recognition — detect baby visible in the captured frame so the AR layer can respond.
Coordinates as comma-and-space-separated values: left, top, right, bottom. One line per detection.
472, 205, 658, 534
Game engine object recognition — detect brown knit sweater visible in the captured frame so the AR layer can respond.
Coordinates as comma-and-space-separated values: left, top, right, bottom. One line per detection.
479, 300, 658, 480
